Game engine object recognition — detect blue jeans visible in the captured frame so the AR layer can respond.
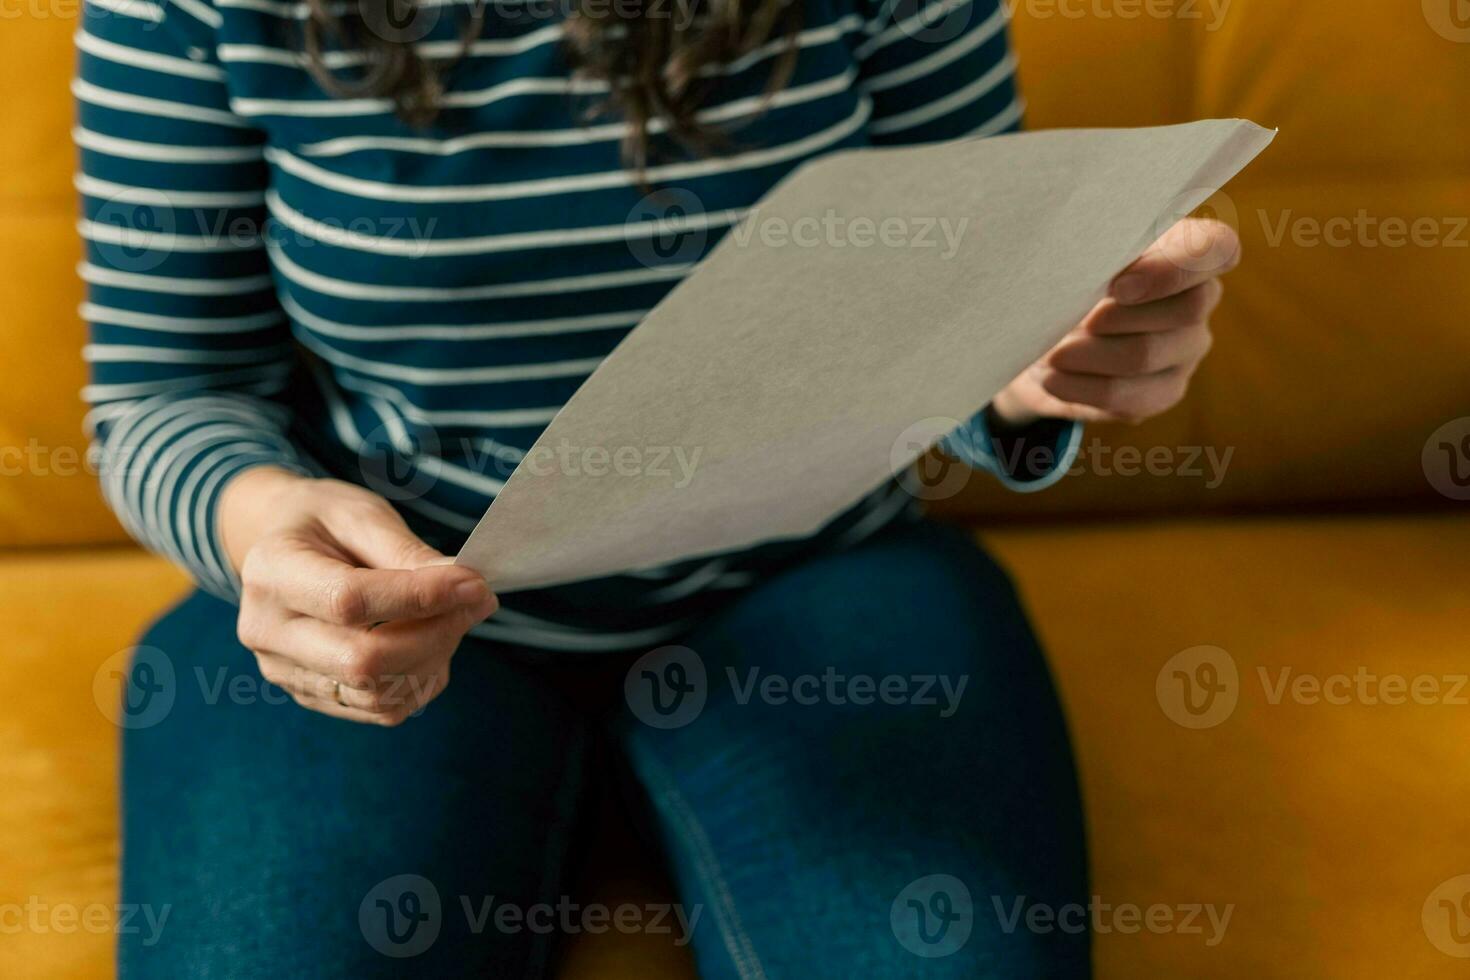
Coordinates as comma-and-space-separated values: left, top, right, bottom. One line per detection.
118, 520, 1089, 978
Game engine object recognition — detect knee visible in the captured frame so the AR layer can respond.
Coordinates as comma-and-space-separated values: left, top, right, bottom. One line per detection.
136, 588, 246, 662
675, 524, 1057, 738
705, 523, 1037, 681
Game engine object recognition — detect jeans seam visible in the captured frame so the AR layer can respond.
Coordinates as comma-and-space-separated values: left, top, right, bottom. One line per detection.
633, 749, 767, 980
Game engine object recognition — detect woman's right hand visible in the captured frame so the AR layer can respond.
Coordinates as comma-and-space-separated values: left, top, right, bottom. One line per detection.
219, 466, 498, 725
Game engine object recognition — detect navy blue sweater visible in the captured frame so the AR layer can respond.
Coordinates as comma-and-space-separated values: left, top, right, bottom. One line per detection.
77, 0, 1079, 650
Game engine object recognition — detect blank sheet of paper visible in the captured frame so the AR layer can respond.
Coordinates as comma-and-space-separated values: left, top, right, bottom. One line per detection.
457, 119, 1275, 591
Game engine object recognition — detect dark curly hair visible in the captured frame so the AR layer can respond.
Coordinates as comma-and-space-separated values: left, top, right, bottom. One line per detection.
299, 0, 804, 172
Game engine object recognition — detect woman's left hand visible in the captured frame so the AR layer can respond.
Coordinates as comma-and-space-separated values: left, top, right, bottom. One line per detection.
991, 217, 1240, 427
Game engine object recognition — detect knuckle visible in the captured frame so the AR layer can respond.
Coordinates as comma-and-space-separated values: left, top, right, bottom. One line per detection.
1092, 376, 1126, 407
1199, 326, 1215, 358
240, 536, 289, 589
410, 577, 439, 616
356, 687, 390, 713
1037, 367, 1072, 400
236, 609, 269, 651
374, 706, 411, 728
238, 548, 268, 589
1185, 283, 1217, 320
1126, 336, 1161, 375
362, 676, 410, 714
323, 577, 367, 625
1205, 276, 1226, 306
341, 645, 388, 689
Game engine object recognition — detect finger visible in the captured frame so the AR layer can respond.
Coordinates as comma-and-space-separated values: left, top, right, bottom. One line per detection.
1084, 279, 1224, 336
1002, 373, 1118, 424
257, 652, 448, 719
286, 681, 433, 727
321, 494, 452, 571
249, 536, 494, 626
1037, 365, 1191, 424
1111, 218, 1240, 305
1051, 314, 1214, 380
255, 653, 381, 712
269, 602, 488, 689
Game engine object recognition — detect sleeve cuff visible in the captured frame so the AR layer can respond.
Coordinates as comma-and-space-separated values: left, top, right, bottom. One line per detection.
193, 451, 314, 601
96, 399, 313, 602
939, 407, 1082, 494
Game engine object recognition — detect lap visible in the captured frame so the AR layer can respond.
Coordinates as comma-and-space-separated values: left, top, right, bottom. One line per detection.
618, 519, 1090, 978
119, 590, 587, 979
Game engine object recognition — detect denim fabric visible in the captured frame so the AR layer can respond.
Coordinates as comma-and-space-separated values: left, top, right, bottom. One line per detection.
118, 520, 1088, 978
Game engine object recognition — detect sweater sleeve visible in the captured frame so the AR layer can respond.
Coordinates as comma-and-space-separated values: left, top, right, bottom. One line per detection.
76, 0, 310, 599
853, 0, 1083, 487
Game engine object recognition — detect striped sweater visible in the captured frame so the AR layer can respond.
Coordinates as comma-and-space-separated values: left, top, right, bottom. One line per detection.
76, 0, 1081, 652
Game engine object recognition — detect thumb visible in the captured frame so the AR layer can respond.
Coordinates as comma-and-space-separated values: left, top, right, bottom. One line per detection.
326, 491, 453, 571
333, 505, 493, 620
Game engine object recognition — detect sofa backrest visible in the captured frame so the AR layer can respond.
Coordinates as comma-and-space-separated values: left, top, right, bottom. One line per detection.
941, 0, 1470, 519
1, 0, 1466, 549
2, 7, 125, 547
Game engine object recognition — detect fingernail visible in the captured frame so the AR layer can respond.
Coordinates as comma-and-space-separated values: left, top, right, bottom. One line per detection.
1112, 273, 1147, 304
455, 579, 490, 604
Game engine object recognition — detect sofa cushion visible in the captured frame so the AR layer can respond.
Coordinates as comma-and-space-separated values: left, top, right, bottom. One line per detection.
939, 0, 1470, 518
8, 517, 1469, 976
0, 548, 698, 978
985, 512, 1470, 977
0, 549, 187, 978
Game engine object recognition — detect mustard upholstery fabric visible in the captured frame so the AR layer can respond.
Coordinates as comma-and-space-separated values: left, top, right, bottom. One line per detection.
985, 514, 1470, 979
4, 0, 1469, 542
937, 0, 1470, 518
0, 550, 702, 978
3, 0, 1469, 977
0, 12, 126, 547
7, 519, 1470, 977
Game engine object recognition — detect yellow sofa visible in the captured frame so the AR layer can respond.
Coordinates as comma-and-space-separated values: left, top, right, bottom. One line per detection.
4, 1, 1468, 976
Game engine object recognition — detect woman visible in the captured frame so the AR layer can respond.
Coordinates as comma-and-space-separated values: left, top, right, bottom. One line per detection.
76, 0, 1234, 972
